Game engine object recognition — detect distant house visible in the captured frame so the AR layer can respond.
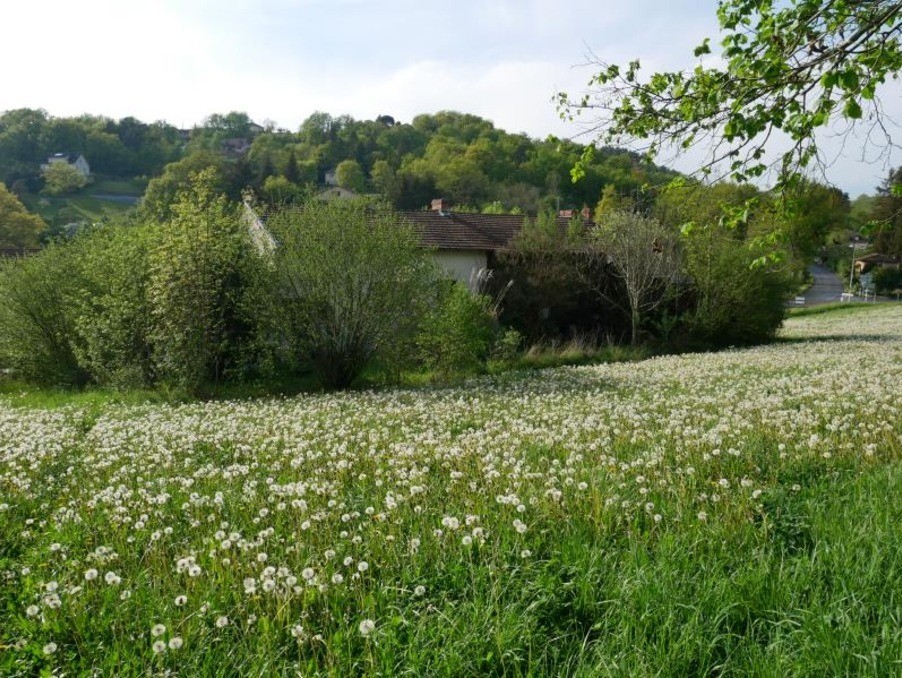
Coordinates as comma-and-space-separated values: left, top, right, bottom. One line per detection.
242, 198, 590, 286
854, 252, 901, 274
221, 138, 252, 156
41, 153, 90, 177
315, 187, 359, 202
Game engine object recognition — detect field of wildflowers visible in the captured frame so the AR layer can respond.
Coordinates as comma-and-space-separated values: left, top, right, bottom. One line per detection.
1, 305, 900, 675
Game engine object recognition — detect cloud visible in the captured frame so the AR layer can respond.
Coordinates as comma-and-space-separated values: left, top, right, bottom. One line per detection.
0, 0, 897, 194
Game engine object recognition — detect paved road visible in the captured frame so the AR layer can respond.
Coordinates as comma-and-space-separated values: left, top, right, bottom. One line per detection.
804, 264, 845, 306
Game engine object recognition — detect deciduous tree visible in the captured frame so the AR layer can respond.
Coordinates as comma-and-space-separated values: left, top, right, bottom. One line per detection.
592, 211, 681, 345
559, 1, 902, 185
266, 200, 437, 388
335, 159, 366, 192
0, 182, 45, 247
41, 162, 87, 196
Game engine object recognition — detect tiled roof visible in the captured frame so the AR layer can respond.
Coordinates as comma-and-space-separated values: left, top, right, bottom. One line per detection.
401, 211, 583, 252
856, 252, 900, 264
248, 202, 591, 253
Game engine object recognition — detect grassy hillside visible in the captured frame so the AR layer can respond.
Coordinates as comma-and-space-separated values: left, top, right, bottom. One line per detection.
1, 305, 899, 675
20, 177, 144, 229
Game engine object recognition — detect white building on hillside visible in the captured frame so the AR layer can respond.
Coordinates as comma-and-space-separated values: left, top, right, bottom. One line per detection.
41, 153, 91, 178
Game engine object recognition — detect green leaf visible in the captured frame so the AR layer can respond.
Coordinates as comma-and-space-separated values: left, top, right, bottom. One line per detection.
844, 99, 862, 119
821, 72, 838, 89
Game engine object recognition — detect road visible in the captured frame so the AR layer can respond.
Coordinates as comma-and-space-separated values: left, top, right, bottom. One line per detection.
804, 264, 845, 306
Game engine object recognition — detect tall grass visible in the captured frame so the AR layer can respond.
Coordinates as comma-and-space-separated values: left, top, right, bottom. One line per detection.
0, 305, 899, 675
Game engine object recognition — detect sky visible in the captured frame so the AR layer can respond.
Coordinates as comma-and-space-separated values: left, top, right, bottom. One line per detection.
3, 0, 899, 196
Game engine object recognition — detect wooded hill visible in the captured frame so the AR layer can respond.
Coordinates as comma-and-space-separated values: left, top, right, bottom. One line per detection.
0, 108, 679, 220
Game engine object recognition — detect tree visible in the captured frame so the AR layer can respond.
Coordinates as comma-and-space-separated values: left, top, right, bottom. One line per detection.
681, 218, 789, 347
140, 151, 230, 221
261, 175, 304, 205
0, 182, 45, 247
0, 241, 87, 385
594, 184, 633, 221
559, 1, 902, 185
335, 159, 366, 192
266, 200, 437, 388
592, 211, 681, 345
869, 167, 902, 258
495, 211, 609, 340
284, 149, 301, 184
42, 162, 87, 196
147, 169, 255, 392
370, 159, 397, 198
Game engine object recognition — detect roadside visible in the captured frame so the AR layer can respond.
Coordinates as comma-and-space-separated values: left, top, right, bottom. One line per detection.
803, 263, 845, 306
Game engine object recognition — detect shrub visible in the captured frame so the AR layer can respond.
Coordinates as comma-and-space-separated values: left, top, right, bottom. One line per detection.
68, 224, 156, 388
0, 245, 87, 385
873, 266, 902, 295
418, 283, 497, 376
267, 200, 437, 389
147, 170, 260, 393
492, 328, 524, 364
681, 224, 789, 347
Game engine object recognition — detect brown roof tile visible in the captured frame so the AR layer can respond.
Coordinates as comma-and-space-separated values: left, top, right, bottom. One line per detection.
401, 211, 585, 251
249, 202, 591, 253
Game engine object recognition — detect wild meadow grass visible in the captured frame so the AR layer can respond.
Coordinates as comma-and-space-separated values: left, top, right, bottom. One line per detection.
1, 305, 900, 675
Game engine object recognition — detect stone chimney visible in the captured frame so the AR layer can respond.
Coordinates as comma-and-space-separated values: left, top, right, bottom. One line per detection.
581, 206, 592, 221
431, 198, 449, 214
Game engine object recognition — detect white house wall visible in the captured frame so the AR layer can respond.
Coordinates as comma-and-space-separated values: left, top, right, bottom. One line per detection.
432, 249, 487, 286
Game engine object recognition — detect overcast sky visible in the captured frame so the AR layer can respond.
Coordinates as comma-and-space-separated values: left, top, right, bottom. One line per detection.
3, 0, 899, 196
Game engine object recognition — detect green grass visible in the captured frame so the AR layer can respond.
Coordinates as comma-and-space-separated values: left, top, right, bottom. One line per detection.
0, 377, 172, 409
20, 176, 143, 227
787, 300, 889, 317
0, 305, 899, 675
89, 178, 145, 195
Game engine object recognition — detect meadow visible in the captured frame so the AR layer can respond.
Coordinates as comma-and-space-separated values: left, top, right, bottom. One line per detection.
1, 305, 900, 676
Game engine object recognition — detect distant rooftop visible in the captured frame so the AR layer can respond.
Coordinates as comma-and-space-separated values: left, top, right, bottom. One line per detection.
249, 198, 593, 252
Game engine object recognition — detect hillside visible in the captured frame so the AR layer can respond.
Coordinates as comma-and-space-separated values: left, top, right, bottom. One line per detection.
1, 108, 680, 229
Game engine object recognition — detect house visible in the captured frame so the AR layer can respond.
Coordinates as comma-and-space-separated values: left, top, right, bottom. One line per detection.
242, 197, 591, 286
221, 138, 252, 156
315, 187, 359, 202
402, 200, 592, 284
398, 199, 522, 283
41, 153, 90, 178
854, 252, 901, 275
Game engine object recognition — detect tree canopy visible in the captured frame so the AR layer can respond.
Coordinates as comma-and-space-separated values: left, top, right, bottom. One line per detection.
0, 182, 45, 247
558, 0, 902, 185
